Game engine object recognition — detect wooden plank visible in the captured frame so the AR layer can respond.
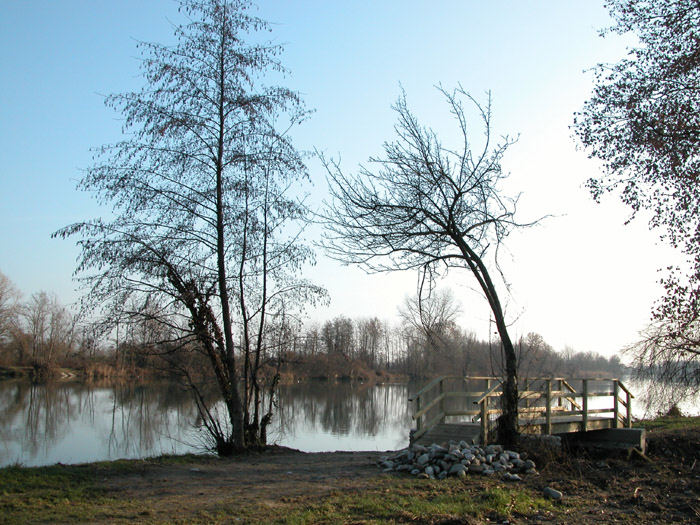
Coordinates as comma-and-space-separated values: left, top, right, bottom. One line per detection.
444, 409, 480, 417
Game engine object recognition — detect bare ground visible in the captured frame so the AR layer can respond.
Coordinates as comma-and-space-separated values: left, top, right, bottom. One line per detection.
95, 427, 700, 523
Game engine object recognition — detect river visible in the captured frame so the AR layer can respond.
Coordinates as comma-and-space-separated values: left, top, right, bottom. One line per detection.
0, 378, 697, 468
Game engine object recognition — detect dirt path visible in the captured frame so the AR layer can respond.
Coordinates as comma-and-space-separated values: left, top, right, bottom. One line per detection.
95, 428, 700, 523
102, 449, 386, 518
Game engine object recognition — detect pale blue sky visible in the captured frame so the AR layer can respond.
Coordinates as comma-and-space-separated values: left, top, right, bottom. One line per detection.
0, 1, 674, 356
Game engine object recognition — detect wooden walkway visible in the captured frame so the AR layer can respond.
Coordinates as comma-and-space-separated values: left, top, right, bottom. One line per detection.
409, 376, 634, 446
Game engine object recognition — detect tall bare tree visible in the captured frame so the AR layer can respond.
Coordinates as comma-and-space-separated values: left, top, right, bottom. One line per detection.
322, 86, 532, 446
55, 0, 323, 454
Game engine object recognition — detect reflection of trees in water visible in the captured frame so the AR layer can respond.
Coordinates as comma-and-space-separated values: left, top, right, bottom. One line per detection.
1, 380, 416, 465
106, 382, 199, 456
0, 381, 200, 465
0, 381, 76, 459
274, 383, 411, 441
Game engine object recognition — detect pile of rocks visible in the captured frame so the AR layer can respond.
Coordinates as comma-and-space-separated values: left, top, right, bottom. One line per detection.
377, 441, 537, 481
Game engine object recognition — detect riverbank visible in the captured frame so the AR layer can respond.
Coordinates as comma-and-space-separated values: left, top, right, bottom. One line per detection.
0, 355, 409, 385
2, 416, 698, 524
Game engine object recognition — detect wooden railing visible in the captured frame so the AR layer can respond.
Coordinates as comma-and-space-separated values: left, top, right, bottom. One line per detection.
410, 376, 635, 445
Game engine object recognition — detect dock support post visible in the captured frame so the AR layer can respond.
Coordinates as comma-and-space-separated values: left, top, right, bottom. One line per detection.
613, 381, 620, 428
545, 379, 552, 435
582, 379, 589, 432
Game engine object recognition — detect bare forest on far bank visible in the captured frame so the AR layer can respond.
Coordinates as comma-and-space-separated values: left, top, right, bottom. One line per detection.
0, 271, 624, 384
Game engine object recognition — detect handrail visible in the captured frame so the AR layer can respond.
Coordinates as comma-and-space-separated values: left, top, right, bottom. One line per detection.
561, 379, 582, 409
410, 376, 635, 445
413, 393, 445, 420
474, 380, 502, 404
409, 375, 445, 401
616, 380, 635, 399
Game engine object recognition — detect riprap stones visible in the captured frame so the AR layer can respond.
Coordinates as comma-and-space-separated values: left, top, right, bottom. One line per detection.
377, 440, 538, 481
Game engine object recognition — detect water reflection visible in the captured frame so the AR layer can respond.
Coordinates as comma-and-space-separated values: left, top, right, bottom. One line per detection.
0, 380, 412, 467
1, 378, 695, 468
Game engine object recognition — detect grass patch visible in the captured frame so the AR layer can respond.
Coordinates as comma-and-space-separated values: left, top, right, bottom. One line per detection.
637, 415, 700, 431
0, 463, 141, 524
283, 477, 553, 524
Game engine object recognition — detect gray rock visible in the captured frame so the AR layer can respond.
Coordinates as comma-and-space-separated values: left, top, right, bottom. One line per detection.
459, 440, 469, 449
449, 463, 468, 475
524, 459, 536, 470
525, 468, 538, 475
417, 453, 430, 466
424, 466, 434, 477
437, 471, 447, 480
482, 468, 495, 475
444, 453, 459, 463
396, 464, 412, 472
468, 463, 485, 473
412, 444, 428, 453
457, 469, 467, 479
503, 472, 522, 482
410, 468, 421, 476
506, 450, 520, 460
380, 461, 394, 470
543, 487, 563, 501
485, 454, 496, 464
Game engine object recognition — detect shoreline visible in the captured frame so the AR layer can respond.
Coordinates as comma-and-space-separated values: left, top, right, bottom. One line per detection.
1, 416, 698, 523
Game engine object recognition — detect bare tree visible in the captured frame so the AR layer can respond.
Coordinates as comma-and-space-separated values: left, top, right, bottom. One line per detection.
54, 0, 323, 454
322, 86, 532, 446
19, 291, 75, 366
0, 271, 20, 346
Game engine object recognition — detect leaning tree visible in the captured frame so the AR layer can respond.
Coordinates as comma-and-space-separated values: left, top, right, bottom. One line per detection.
322, 86, 532, 446
574, 0, 700, 400
55, 0, 324, 454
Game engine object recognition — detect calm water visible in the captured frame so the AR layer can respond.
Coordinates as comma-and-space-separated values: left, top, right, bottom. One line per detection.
0, 380, 412, 467
0, 378, 697, 468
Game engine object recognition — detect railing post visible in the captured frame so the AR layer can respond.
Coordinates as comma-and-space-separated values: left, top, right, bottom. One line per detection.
480, 396, 488, 445
582, 379, 589, 432
524, 379, 530, 412
613, 380, 620, 428
416, 396, 422, 434
545, 379, 552, 435
558, 379, 563, 409
439, 378, 445, 423
626, 389, 632, 428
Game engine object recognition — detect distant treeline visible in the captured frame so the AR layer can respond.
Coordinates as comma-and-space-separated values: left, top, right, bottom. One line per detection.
0, 272, 625, 381
277, 317, 626, 380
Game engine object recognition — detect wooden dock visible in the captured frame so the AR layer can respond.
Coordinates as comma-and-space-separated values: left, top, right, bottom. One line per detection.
409, 376, 635, 446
